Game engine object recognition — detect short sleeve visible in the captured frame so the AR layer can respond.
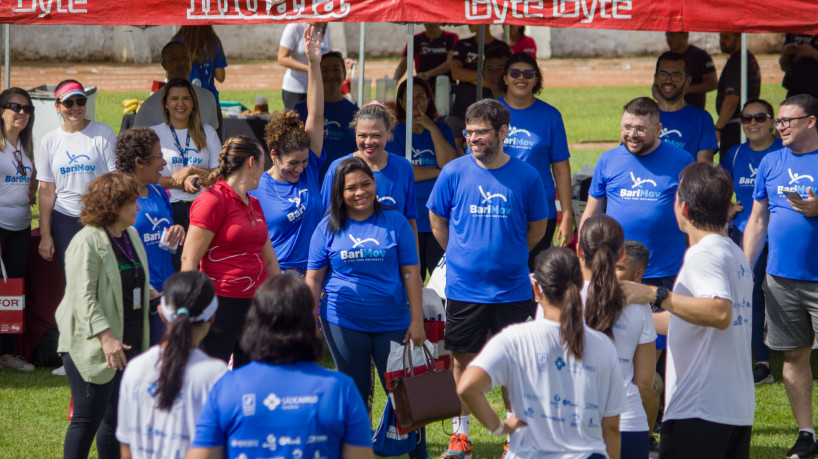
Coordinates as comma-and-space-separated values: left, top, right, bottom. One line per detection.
601, 341, 626, 418
191, 380, 227, 448
753, 156, 771, 201
548, 112, 571, 164
396, 215, 419, 266
320, 163, 336, 212
721, 144, 740, 176
307, 223, 330, 270
426, 167, 453, 219
683, 249, 733, 301
452, 41, 467, 64
101, 126, 118, 172
698, 111, 719, 152
723, 61, 740, 96
638, 306, 657, 344
403, 162, 418, 220
342, 377, 375, 448
189, 189, 226, 234
215, 46, 227, 68
588, 155, 608, 199
469, 331, 511, 388
36, 138, 54, 182
204, 125, 222, 168
438, 122, 457, 150
525, 174, 550, 222
280, 24, 300, 51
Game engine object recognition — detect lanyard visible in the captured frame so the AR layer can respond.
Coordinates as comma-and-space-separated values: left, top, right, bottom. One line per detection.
106, 229, 140, 276
168, 124, 192, 166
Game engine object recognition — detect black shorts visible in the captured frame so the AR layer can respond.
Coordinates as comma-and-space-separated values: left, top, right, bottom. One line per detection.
444, 299, 537, 354
659, 418, 751, 459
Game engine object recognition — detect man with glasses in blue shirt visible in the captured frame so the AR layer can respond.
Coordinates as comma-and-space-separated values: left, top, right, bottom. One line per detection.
744, 94, 818, 459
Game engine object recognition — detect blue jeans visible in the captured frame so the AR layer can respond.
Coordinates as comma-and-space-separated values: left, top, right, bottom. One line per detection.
51, 210, 83, 276
621, 430, 649, 459
729, 227, 770, 363
321, 319, 427, 458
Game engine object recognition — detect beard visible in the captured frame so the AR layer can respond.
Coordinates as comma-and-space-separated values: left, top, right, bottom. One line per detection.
653, 81, 685, 103
471, 137, 501, 163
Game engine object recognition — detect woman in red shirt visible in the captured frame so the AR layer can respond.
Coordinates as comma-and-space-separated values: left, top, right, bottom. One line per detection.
181, 135, 280, 368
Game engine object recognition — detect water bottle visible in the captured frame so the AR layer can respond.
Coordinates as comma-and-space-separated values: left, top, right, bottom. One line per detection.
435, 75, 451, 117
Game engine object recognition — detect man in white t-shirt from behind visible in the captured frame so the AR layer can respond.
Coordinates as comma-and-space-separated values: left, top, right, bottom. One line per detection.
623, 162, 754, 458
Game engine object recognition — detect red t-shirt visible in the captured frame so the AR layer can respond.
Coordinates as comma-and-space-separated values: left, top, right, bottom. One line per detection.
511, 35, 537, 59
189, 179, 269, 298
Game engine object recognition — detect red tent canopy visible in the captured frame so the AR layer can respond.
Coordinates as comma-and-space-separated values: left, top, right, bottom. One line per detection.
1, 0, 817, 33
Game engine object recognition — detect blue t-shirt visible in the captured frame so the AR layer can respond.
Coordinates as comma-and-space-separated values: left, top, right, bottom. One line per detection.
189, 45, 227, 105
427, 155, 549, 303
589, 143, 694, 279
753, 147, 818, 281
386, 121, 456, 233
499, 98, 570, 219
321, 153, 418, 222
293, 99, 358, 181
308, 209, 419, 332
721, 139, 783, 232
133, 184, 175, 291
192, 361, 372, 458
658, 105, 718, 160
249, 150, 325, 270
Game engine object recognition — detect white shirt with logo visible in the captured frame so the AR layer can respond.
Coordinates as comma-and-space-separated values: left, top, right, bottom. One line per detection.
116, 346, 227, 459
665, 234, 754, 426
36, 121, 117, 217
0, 140, 34, 231
470, 319, 625, 458
152, 123, 221, 203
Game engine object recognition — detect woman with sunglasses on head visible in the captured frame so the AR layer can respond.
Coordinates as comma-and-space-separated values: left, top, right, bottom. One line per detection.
458, 247, 625, 459
37, 80, 117, 273
498, 52, 574, 268
0, 88, 37, 372
719, 98, 782, 386
151, 77, 222, 271
116, 271, 227, 459
387, 78, 458, 279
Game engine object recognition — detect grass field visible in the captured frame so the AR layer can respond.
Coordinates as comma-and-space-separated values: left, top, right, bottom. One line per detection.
8, 82, 816, 458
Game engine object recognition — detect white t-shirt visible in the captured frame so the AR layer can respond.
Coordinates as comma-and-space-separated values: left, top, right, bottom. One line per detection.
36, 121, 117, 217
151, 123, 221, 203
470, 319, 625, 458
0, 140, 34, 231
280, 23, 333, 94
116, 346, 228, 459
134, 85, 219, 130
665, 233, 754, 426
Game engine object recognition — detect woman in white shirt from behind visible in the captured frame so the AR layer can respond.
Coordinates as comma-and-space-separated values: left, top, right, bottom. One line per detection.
117, 271, 227, 459
459, 247, 625, 459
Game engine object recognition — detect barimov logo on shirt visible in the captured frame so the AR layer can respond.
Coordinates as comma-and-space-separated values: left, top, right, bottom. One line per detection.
738, 164, 758, 186
287, 189, 308, 222
341, 235, 386, 261
504, 126, 535, 149
619, 171, 660, 201
60, 151, 95, 175
7, 162, 32, 183
471, 186, 512, 217
659, 127, 685, 150
777, 168, 816, 197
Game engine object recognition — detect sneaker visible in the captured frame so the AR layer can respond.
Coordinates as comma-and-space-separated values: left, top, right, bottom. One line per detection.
502, 438, 509, 458
1, 356, 35, 372
52, 365, 66, 376
441, 433, 472, 459
648, 435, 660, 459
753, 363, 775, 385
787, 431, 818, 459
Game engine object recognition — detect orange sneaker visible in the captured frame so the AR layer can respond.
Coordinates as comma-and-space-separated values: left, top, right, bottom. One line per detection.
502, 438, 509, 457
441, 433, 472, 459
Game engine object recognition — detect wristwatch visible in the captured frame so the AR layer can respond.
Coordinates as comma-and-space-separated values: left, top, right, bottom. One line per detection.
654, 287, 669, 310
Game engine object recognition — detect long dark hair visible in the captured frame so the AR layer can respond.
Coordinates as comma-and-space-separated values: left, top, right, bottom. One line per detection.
155, 271, 216, 411
395, 78, 437, 123
240, 274, 323, 364
161, 78, 206, 151
533, 247, 585, 360
0, 88, 35, 159
498, 52, 543, 96
327, 156, 385, 234
199, 135, 263, 188
172, 25, 223, 66
580, 215, 625, 339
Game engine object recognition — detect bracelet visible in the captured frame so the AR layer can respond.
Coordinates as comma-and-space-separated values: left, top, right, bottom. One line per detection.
715, 127, 723, 132
490, 423, 505, 436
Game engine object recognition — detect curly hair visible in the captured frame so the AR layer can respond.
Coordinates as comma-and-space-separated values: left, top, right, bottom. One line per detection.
115, 127, 160, 173
80, 172, 140, 228
264, 110, 311, 159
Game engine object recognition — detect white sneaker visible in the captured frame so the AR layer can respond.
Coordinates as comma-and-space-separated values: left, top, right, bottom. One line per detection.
52, 365, 66, 376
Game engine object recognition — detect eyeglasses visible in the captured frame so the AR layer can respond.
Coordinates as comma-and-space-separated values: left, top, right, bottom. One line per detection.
620, 125, 654, 136
60, 97, 87, 109
507, 69, 536, 80
655, 71, 685, 82
741, 113, 772, 124
462, 128, 495, 138
3, 103, 34, 115
775, 115, 811, 128
12, 150, 26, 177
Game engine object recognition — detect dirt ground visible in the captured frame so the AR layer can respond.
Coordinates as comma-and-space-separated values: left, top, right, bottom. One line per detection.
3, 54, 785, 92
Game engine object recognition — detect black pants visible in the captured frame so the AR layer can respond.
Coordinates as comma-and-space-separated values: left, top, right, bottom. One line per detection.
281, 89, 307, 110
52, 210, 83, 276
170, 201, 192, 272
200, 296, 252, 368
418, 231, 444, 280
659, 418, 751, 459
0, 227, 30, 355
62, 349, 138, 459
527, 217, 558, 273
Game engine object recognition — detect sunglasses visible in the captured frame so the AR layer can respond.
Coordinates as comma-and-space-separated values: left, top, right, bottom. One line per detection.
507, 69, 536, 80
60, 97, 87, 109
740, 113, 771, 124
12, 150, 26, 177
4, 103, 34, 115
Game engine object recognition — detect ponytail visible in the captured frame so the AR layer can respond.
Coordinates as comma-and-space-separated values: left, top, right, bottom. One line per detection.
580, 215, 625, 339
533, 247, 585, 360
561, 281, 585, 361
197, 135, 263, 188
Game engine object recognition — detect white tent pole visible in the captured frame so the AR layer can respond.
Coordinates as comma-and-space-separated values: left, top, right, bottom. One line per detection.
406, 23, 414, 161
476, 25, 484, 102
3, 25, 9, 90
357, 22, 366, 107
740, 33, 747, 144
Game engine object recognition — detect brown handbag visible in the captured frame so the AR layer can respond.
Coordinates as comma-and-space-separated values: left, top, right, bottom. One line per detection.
386, 343, 462, 430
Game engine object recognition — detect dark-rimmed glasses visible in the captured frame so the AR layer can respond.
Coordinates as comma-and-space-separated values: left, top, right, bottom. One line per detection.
508, 69, 536, 80
741, 113, 772, 124
60, 98, 87, 109
3, 103, 34, 115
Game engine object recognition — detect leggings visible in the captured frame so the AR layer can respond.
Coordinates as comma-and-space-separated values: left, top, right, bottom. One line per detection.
321, 319, 427, 459
200, 296, 252, 369
63, 349, 137, 459
281, 89, 307, 110
0, 227, 30, 355
170, 201, 192, 272
418, 231, 444, 280
51, 210, 83, 276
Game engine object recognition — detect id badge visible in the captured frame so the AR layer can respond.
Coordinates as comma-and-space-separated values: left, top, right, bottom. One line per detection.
133, 288, 142, 310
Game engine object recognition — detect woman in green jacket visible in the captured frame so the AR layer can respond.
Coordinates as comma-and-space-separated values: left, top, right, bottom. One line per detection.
55, 171, 150, 459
